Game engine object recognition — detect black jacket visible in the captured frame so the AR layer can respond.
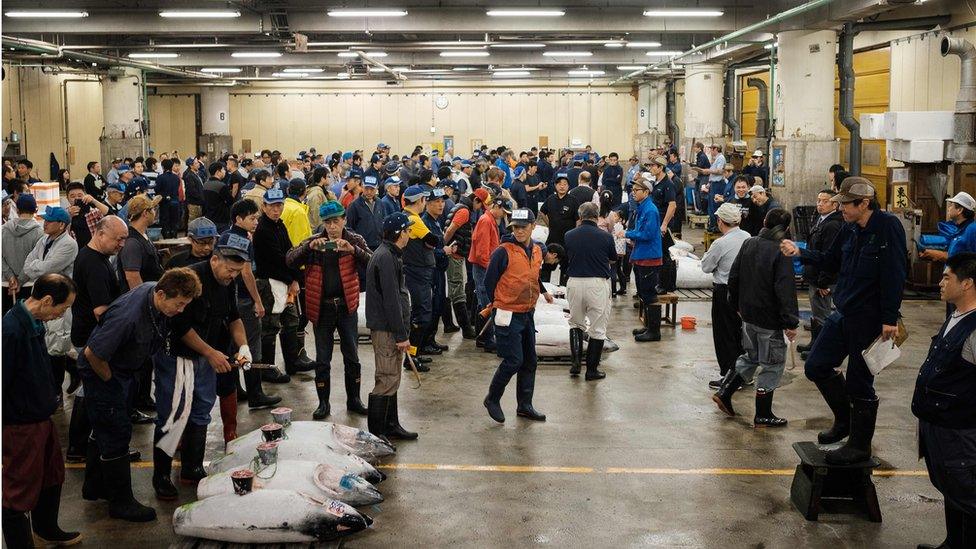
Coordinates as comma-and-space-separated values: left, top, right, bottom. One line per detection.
253, 213, 300, 284
365, 241, 411, 342
728, 226, 799, 331
802, 210, 843, 288
2, 302, 58, 425
202, 178, 233, 226
183, 169, 204, 206
564, 220, 616, 279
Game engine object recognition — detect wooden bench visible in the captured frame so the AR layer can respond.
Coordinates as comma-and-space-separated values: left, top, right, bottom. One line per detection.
790, 441, 882, 523
657, 293, 678, 327
687, 214, 709, 229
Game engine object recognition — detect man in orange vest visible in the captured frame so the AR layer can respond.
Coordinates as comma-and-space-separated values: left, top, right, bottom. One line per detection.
482, 208, 554, 423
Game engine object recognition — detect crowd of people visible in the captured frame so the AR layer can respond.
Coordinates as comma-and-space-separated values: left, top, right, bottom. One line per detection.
1, 140, 973, 548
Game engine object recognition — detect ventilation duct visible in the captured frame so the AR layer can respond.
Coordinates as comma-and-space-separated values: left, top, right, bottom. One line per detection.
838, 23, 861, 175
747, 77, 770, 141
941, 35, 976, 163
665, 79, 679, 146
724, 67, 741, 141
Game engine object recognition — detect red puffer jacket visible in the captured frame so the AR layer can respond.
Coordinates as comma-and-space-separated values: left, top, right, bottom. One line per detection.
285, 228, 372, 326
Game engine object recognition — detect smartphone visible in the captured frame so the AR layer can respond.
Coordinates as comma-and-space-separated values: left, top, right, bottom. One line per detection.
324, 241, 338, 251
74, 199, 84, 207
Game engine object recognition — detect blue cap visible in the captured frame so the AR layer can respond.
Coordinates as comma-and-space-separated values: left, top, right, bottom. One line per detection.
107, 183, 125, 194
15, 194, 36, 212
216, 231, 251, 261
403, 184, 429, 202
383, 212, 413, 233
342, 151, 354, 162
438, 178, 457, 191
384, 161, 400, 175
432, 150, 440, 157
472, 150, 482, 157
460, 160, 473, 168
363, 175, 378, 188
298, 150, 308, 160
41, 206, 70, 224
428, 187, 447, 200
555, 172, 569, 182
377, 142, 388, 149
263, 188, 285, 204
513, 165, 526, 178
187, 217, 218, 239
117, 164, 132, 174
319, 200, 346, 220
370, 153, 382, 164
347, 167, 363, 180
185, 157, 195, 167
493, 198, 514, 214
383, 176, 401, 187
508, 208, 536, 227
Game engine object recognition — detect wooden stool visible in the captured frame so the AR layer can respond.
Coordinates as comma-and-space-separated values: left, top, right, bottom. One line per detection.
703, 231, 720, 252
656, 294, 678, 327
789, 441, 882, 523
688, 214, 708, 229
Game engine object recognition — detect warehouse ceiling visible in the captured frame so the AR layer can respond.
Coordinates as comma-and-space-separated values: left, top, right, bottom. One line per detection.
0, 0, 963, 83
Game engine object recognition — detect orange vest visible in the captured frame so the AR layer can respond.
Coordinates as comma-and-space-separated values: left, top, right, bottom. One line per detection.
492, 241, 542, 313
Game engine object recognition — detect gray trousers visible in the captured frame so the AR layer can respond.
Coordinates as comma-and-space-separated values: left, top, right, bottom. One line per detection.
447, 256, 466, 304
734, 322, 787, 393
808, 285, 835, 325
370, 330, 402, 396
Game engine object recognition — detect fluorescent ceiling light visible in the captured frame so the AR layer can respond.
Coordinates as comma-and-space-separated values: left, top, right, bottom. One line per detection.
493, 71, 531, 77
5, 10, 88, 18
494, 67, 539, 72
543, 51, 592, 57
307, 42, 367, 47
643, 9, 724, 17
604, 42, 625, 48
420, 41, 489, 46
337, 52, 358, 58
626, 42, 662, 48
128, 52, 179, 59
272, 72, 307, 77
393, 68, 451, 74
337, 72, 351, 79
486, 9, 565, 16
156, 43, 226, 48
232, 51, 282, 58
550, 39, 616, 45
327, 9, 408, 17
645, 51, 683, 56
201, 67, 242, 73
452, 67, 479, 71
159, 10, 241, 18
338, 51, 388, 58
491, 43, 546, 49
617, 65, 648, 70
283, 68, 324, 73
568, 69, 605, 76
440, 51, 490, 57
764, 44, 776, 50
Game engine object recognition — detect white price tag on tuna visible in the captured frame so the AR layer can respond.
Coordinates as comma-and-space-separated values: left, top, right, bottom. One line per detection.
326, 500, 346, 517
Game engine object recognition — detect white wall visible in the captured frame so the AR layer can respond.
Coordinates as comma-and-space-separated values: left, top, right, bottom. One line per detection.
889, 24, 976, 111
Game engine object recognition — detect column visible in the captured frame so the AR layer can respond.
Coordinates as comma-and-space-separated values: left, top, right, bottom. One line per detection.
198, 87, 233, 158
772, 29, 839, 208
637, 81, 670, 149
100, 67, 145, 167
683, 63, 724, 144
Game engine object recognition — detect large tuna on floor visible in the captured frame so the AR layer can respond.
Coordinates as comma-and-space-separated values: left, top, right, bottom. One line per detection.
173, 489, 372, 543
197, 460, 384, 507
208, 439, 385, 484
226, 421, 395, 463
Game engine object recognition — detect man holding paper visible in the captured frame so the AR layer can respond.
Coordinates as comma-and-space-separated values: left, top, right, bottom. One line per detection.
780, 177, 907, 465
912, 253, 976, 549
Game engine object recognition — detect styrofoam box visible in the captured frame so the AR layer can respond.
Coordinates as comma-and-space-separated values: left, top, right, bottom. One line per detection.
883, 111, 954, 141
886, 139, 947, 163
859, 114, 885, 139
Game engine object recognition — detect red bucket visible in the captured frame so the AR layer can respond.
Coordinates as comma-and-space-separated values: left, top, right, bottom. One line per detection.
680, 316, 697, 330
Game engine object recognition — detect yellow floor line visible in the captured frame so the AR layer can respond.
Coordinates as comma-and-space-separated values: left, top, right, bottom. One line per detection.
63, 461, 928, 477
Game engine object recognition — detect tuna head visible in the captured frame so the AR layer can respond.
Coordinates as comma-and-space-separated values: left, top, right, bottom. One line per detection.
314, 463, 384, 507
330, 423, 397, 461
298, 493, 373, 540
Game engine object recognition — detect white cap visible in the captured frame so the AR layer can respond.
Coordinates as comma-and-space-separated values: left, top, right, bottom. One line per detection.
716, 202, 742, 224
752, 149, 764, 157
947, 192, 976, 212
749, 185, 766, 194
639, 172, 654, 183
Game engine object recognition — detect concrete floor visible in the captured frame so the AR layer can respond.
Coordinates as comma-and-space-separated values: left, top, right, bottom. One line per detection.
51, 235, 949, 548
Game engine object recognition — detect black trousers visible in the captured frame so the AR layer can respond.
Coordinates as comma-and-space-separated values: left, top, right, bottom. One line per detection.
919, 420, 976, 547
711, 284, 743, 376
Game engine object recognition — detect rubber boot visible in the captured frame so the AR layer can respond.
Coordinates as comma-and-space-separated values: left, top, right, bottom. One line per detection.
65, 396, 88, 463
753, 389, 788, 427
385, 392, 418, 440
152, 433, 178, 501
3, 508, 33, 549
419, 322, 445, 355
65, 357, 81, 395
30, 485, 82, 546
568, 328, 584, 377
635, 304, 661, 342
814, 372, 851, 444
585, 338, 606, 381
454, 302, 476, 340
313, 380, 331, 420
259, 340, 291, 383
103, 455, 156, 522
345, 365, 368, 415
134, 366, 155, 411
281, 328, 315, 375
632, 299, 646, 335
711, 372, 745, 416
797, 319, 821, 353
367, 394, 394, 448
825, 397, 879, 465
178, 423, 208, 485
244, 368, 281, 410
219, 393, 238, 444
441, 300, 460, 333
483, 378, 506, 423
82, 437, 105, 501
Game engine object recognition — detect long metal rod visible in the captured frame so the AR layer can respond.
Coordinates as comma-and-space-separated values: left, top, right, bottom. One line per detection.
354, 50, 407, 81
611, 0, 835, 85
2, 35, 221, 80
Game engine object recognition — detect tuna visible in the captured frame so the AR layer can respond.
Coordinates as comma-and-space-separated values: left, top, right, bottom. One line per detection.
208, 438, 386, 484
198, 460, 384, 507
173, 489, 372, 543
226, 421, 395, 463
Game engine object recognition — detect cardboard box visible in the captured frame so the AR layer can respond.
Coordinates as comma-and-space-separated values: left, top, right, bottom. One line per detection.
886, 139, 947, 163
883, 111, 954, 141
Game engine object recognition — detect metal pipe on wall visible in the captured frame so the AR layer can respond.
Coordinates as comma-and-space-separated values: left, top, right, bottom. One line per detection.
724, 67, 741, 141
747, 77, 771, 145
838, 23, 861, 175
941, 35, 976, 163
665, 79, 679, 147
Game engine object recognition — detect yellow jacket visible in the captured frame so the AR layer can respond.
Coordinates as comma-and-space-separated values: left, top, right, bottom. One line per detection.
281, 197, 312, 246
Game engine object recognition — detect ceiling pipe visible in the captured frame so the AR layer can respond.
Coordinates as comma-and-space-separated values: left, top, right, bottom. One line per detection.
1, 35, 222, 80
353, 50, 406, 81
611, 0, 836, 85
941, 35, 976, 164
724, 67, 741, 141
853, 15, 951, 32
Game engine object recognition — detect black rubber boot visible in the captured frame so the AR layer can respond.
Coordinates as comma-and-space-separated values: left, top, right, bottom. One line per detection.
281, 329, 315, 375
367, 394, 394, 448
3, 507, 33, 549
568, 328, 584, 377
65, 396, 88, 463
385, 393, 418, 440
245, 368, 281, 410
345, 365, 368, 415
178, 424, 208, 485
260, 340, 291, 383
635, 304, 662, 342
483, 378, 506, 423
632, 299, 646, 335
82, 437, 105, 501
825, 397, 879, 465
454, 302, 477, 340
65, 357, 81, 395
711, 372, 745, 416
797, 319, 821, 353
516, 405, 547, 421
103, 455, 157, 522
753, 389, 788, 427
585, 338, 606, 381
815, 372, 851, 444
152, 438, 178, 501
313, 380, 331, 420
441, 300, 460, 333
30, 485, 82, 546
